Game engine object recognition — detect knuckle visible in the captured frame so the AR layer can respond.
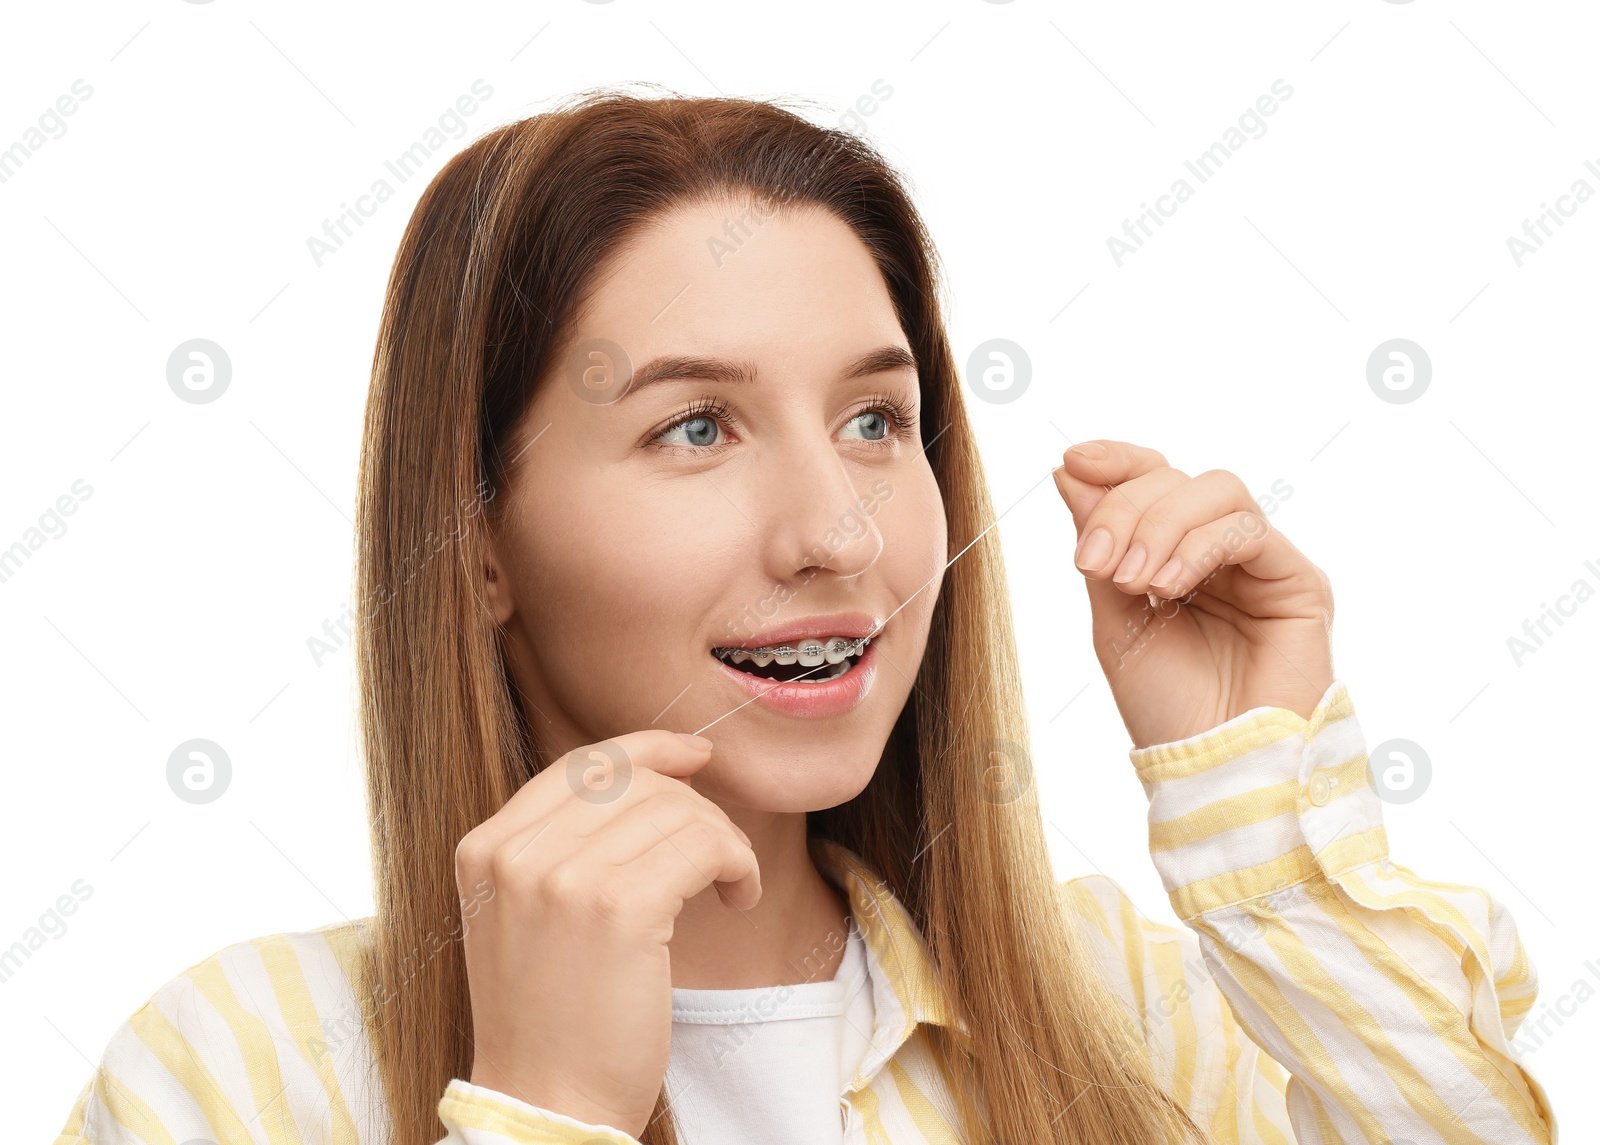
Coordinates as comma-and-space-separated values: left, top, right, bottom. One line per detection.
682, 819, 724, 851
1086, 504, 1129, 535
1314, 568, 1335, 613
1138, 500, 1176, 532
643, 793, 694, 836
455, 833, 487, 876
540, 857, 591, 906
654, 777, 693, 803
487, 848, 534, 894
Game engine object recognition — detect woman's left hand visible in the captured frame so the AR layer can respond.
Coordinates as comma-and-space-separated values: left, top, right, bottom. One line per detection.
1052, 439, 1336, 749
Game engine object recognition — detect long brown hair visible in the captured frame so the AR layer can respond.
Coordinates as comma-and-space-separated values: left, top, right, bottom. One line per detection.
353, 82, 1210, 1145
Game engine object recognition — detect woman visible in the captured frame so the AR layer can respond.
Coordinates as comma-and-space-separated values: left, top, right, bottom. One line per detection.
55, 87, 1556, 1145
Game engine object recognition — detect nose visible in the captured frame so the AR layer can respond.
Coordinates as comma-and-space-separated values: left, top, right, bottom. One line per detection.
757, 432, 885, 586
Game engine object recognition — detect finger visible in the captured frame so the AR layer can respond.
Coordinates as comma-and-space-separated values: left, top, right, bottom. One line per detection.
1141, 509, 1274, 599
579, 729, 717, 782
593, 790, 751, 864
631, 820, 763, 914
1057, 439, 1172, 494
1052, 442, 1186, 541
1052, 463, 1181, 659
463, 730, 714, 859
499, 784, 746, 875
1100, 468, 1258, 593
1059, 466, 1190, 578
1145, 511, 1316, 604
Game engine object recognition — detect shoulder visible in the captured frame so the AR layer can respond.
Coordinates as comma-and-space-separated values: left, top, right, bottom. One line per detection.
120, 915, 376, 1048
1057, 873, 1200, 1019
1057, 874, 1279, 1129
67, 917, 382, 1145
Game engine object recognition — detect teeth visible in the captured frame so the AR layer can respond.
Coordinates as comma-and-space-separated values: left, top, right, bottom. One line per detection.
715, 635, 870, 665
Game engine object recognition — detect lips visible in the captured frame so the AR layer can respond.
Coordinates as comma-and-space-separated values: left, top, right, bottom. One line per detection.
710, 628, 880, 718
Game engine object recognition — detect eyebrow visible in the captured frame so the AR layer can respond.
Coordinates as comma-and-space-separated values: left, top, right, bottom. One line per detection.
619, 344, 917, 400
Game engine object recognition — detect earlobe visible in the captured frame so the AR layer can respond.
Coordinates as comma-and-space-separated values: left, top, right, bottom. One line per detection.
482, 557, 513, 625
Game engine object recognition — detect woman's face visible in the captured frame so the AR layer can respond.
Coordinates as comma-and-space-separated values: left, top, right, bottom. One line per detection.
484, 195, 947, 814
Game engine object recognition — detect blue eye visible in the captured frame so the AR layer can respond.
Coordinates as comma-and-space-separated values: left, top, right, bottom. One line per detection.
661, 415, 722, 449
845, 410, 891, 442
653, 397, 735, 450
845, 391, 919, 444
649, 391, 919, 453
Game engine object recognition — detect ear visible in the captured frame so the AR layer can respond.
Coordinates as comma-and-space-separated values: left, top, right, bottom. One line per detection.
482, 543, 514, 626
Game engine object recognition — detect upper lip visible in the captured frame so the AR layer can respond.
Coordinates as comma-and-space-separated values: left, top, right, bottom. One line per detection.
711, 611, 884, 651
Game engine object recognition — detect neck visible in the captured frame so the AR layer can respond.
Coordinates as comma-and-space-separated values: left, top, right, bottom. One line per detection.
667, 812, 852, 990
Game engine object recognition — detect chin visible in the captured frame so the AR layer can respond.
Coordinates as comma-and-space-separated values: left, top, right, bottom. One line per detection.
701, 750, 881, 814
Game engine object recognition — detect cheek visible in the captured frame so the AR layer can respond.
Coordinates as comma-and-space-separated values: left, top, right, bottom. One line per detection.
878, 465, 947, 587
870, 469, 946, 700
522, 473, 746, 642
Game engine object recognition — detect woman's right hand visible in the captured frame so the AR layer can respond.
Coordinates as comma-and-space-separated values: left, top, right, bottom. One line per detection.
453, 729, 761, 1139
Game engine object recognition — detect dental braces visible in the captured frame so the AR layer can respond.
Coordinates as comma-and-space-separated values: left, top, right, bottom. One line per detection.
713, 635, 871, 662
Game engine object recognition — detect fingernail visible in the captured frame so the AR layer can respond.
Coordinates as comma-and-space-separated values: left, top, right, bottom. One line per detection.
1069, 442, 1107, 460
1149, 555, 1184, 591
1113, 542, 1147, 583
676, 732, 713, 750
1052, 466, 1072, 500
1075, 527, 1112, 571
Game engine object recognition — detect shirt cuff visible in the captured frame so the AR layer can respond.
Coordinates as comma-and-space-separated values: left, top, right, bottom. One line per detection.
1127, 678, 1385, 921
437, 1079, 642, 1145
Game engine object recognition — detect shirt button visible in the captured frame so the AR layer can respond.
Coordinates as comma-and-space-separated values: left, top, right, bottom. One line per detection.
1308, 771, 1334, 807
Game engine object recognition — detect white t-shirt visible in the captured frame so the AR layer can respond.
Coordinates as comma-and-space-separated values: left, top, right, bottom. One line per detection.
658, 918, 875, 1143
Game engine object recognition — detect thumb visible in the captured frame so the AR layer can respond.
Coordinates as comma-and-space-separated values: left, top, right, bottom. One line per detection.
1051, 463, 1157, 664
1051, 462, 1111, 533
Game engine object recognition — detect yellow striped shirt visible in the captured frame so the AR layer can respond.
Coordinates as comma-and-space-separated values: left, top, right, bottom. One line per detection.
54, 679, 1557, 1143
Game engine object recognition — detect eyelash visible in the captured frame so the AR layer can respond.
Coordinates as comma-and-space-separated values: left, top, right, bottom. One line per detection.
650, 391, 920, 454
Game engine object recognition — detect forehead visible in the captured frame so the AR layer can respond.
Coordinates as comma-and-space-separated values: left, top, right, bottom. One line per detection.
570, 196, 903, 364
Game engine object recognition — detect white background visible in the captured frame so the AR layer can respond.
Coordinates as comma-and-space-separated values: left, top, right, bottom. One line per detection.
2, 1, 1594, 1138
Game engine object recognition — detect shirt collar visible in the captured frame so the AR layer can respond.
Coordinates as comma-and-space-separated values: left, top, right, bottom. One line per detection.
808, 835, 971, 1065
